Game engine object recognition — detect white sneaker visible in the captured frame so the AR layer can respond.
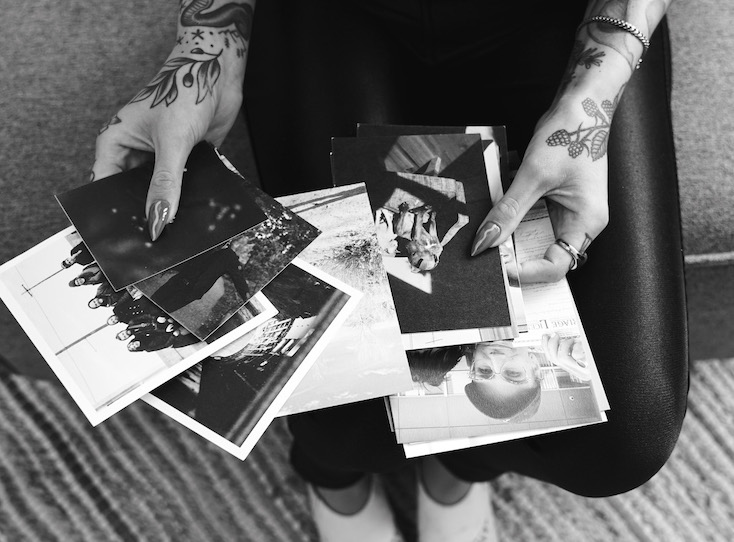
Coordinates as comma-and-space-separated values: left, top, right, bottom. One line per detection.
307, 476, 405, 542
417, 470, 498, 542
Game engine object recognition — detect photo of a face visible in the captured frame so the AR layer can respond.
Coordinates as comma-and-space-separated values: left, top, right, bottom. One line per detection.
393, 339, 601, 444
464, 342, 542, 422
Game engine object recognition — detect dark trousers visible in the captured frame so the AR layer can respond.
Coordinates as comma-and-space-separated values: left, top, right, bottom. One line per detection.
244, 0, 688, 498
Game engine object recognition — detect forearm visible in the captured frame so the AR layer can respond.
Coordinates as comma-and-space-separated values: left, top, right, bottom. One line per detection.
545, 0, 673, 159
133, 0, 256, 108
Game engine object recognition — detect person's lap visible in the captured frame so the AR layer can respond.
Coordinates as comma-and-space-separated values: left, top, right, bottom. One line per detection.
244, 0, 688, 497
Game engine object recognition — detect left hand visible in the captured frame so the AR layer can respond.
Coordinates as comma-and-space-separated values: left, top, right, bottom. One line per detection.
472, 94, 611, 283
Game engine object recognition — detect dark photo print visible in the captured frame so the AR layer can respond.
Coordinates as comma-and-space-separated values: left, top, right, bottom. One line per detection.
132, 149, 321, 340
56, 143, 267, 290
331, 133, 511, 335
147, 260, 356, 458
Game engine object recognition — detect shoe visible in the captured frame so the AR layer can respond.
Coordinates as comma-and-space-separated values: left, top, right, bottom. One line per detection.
417, 467, 497, 542
307, 476, 405, 542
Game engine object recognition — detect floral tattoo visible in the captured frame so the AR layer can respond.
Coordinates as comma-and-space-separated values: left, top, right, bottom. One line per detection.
131, 49, 222, 107
558, 40, 606, 94
546, 87, 624, 161
132, 1, 253, 108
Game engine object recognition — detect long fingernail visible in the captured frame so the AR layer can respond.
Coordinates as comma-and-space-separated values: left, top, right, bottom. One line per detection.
471, 223, 501, 256
148, 200, 170, 242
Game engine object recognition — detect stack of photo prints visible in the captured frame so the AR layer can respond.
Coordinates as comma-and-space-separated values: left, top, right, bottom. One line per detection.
0, 128, 609, 462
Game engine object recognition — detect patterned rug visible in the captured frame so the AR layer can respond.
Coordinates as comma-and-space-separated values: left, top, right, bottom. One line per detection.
0, 358, 732, 542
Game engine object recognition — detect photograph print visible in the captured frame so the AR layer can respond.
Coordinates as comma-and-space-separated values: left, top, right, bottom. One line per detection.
0, 227, 277, 426
133, 147, 321, 341
275, 183, 413, 415
357, 124, 527, 339
143, 259, 361, 460
389, 337, 603, 445
331, 133, 511, 336
56, 142, 267, 290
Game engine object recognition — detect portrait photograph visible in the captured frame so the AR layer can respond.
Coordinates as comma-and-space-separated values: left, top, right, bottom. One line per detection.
389, 338, 603, 445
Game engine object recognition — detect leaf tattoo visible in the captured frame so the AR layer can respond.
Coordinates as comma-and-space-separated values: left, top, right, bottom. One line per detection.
131, 50, 222, 108
98, 114, 121, 134
546, 88, 624, 161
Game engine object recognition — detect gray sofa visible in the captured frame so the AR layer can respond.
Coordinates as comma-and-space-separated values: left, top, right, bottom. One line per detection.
0, 1, 731, 379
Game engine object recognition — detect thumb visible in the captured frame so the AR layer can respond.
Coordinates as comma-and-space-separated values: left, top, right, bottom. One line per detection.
470, 178, 540, 257
145, 139, 191, 242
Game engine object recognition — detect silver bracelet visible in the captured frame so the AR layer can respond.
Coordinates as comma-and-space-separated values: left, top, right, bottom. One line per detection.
577, 15, 650, 69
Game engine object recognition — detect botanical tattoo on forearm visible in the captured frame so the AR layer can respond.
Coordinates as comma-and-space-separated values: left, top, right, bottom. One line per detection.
558, 40, 606, 93
132, 1, 253, 109
546, 86, 625, 161
131, 50, 222, 107
98, 114, 121, 135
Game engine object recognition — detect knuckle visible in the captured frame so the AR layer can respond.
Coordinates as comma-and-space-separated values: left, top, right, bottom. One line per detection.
495, 197, 521, 221
150, 170, 180, 188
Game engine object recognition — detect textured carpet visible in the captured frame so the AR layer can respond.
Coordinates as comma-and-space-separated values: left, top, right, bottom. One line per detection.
1, 358, 733, 542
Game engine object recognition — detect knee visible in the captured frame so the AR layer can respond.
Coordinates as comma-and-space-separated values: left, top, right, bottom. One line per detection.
561, 403, 687, 498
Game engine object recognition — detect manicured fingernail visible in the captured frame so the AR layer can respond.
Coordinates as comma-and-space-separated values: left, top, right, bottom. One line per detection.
148, 200, 170, 242
471, 223, 501, 256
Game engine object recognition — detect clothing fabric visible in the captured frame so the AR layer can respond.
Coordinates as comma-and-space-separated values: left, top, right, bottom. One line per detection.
244, 0, 688, 498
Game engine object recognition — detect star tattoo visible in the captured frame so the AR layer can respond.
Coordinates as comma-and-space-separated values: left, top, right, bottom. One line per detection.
191, 29, 204, 40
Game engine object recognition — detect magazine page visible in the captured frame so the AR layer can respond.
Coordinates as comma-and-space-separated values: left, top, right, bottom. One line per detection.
0, 227, 276, 426
275, 184, 413, 415
142, 259, 361, 461
511, 201, 609, 410
402, 413, 607, 458
389, 340, 603, 445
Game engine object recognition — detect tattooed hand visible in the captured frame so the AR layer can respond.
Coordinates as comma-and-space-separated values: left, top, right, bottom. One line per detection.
92, 0, 255, 241
471, 92, 611, 283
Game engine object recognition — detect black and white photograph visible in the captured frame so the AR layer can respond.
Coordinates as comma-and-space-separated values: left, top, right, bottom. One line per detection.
331, 133, 512, 336
389, 338, 602, 445
0, 227, 277, 425
134, 164, 321, 340
55, 143, 267, 290
275, 184, 413, 415
143, 259, 361, 460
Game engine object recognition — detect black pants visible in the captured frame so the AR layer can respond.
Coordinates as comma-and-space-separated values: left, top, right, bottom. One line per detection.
244, 0, 688, 498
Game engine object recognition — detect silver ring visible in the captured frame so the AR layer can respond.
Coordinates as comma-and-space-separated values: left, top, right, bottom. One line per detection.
555, 238, 588, 271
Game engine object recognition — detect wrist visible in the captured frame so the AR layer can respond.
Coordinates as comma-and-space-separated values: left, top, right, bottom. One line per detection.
172, 26, 248, 82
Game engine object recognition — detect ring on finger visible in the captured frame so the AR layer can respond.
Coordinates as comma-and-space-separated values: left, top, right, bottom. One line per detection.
554, 238, 588, 271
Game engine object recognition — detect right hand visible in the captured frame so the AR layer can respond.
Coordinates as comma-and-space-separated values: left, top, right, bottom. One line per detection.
92, 46, 245, 239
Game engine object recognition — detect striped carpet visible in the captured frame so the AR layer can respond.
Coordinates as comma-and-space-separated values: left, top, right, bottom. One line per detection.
0, 359, 732, 542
